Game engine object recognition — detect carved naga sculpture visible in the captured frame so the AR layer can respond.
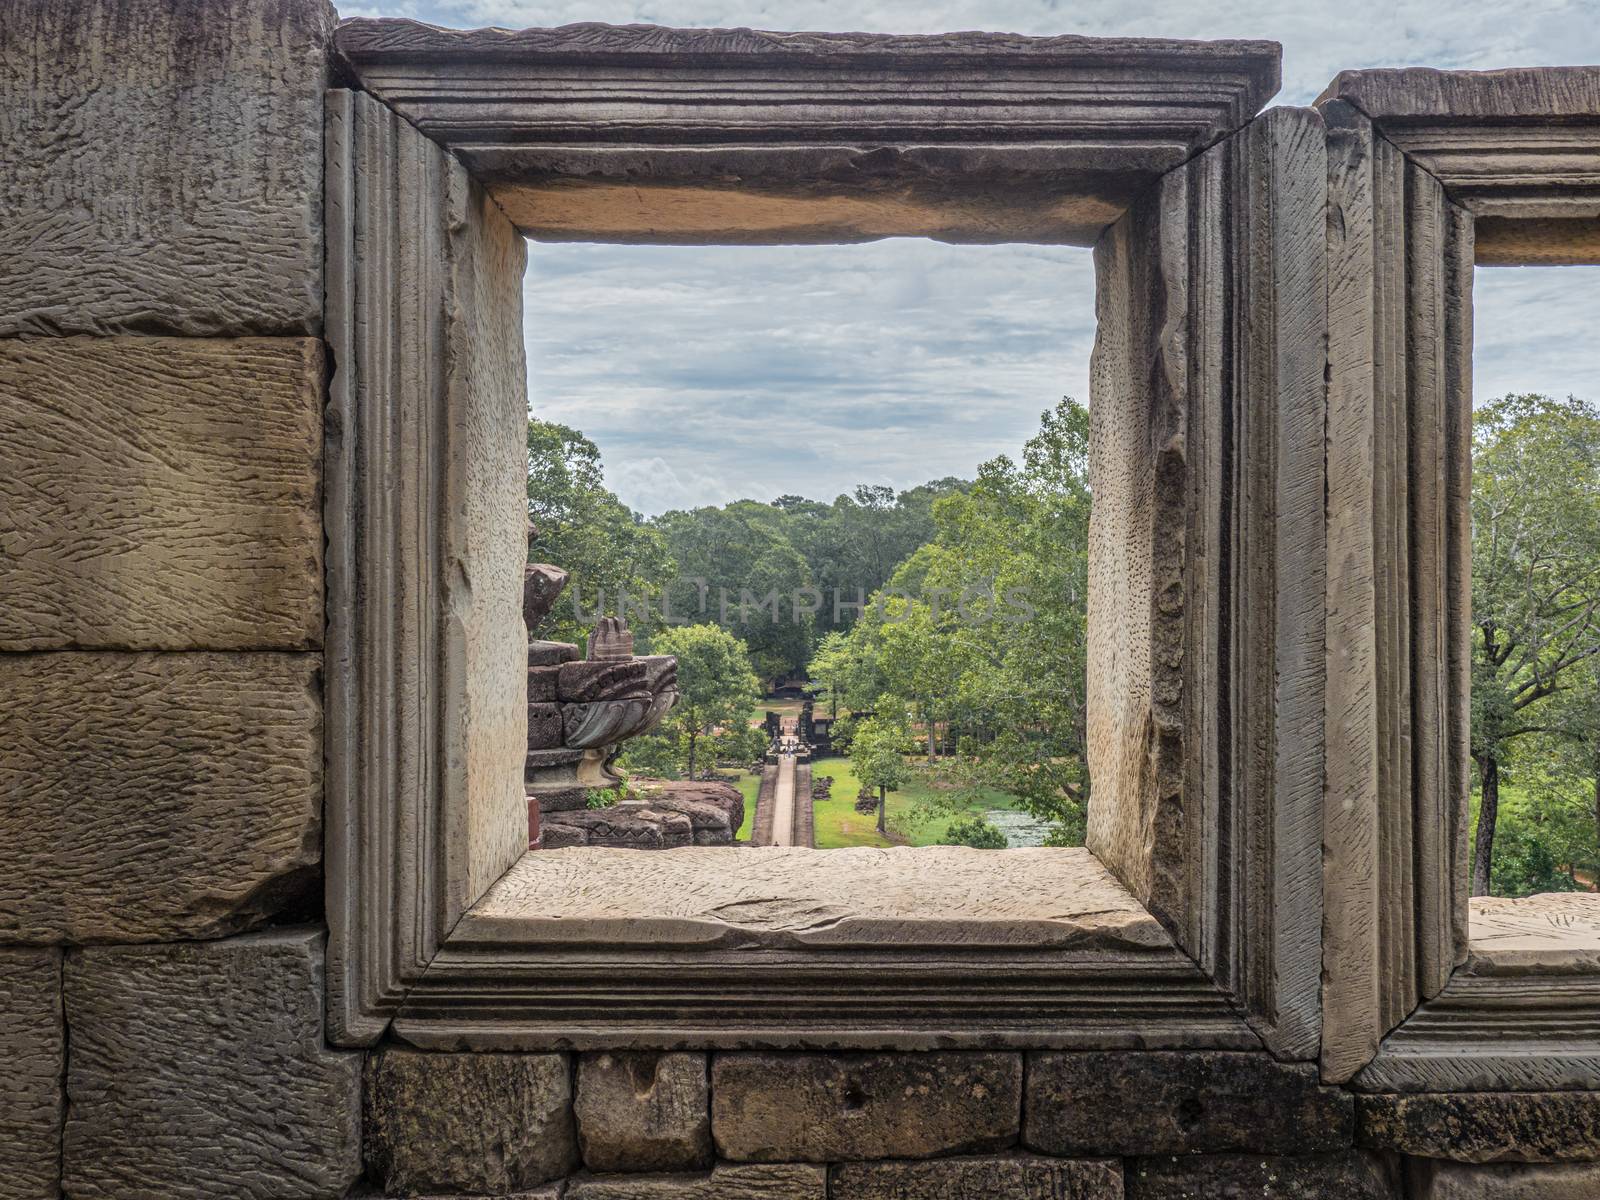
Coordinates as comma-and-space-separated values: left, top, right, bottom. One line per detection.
522, 561, 679, 795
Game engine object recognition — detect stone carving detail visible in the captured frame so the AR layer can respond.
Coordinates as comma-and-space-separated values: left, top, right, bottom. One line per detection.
521, 563, 678, 819
1320, 96, 1474, 1082
323, 87, 531, 1045
522, 563, 682, 844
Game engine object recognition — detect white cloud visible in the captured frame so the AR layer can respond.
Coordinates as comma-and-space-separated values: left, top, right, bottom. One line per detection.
1473, 267, 1600, 405
525, 242, 1098, 513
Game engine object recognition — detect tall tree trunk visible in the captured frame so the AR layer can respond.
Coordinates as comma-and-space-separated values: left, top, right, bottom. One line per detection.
1472, 754, 1501, 896
876, 785, 887, 835
687, 731, 698, 781
924, 703, 936, 763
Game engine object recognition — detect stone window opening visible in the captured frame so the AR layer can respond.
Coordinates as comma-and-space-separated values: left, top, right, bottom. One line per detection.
514, 236, 1095, 851
322, 20, 1311, 1056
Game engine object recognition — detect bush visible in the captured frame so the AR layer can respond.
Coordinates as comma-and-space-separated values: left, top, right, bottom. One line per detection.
939, 815, 1009, 850
1491, 823, 1585, 897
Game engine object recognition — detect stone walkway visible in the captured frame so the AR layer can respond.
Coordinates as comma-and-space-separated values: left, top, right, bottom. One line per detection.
768, 752, 797, 847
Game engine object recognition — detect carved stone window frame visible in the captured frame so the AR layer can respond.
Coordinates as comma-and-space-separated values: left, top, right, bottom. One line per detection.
1317, 67, 1600, 1090
318, 18, 1408, 1068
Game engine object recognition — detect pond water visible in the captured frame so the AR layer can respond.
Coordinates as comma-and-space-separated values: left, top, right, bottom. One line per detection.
983, 807, 1053, 848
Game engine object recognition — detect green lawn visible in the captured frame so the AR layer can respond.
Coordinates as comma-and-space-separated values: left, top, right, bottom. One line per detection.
807, 755, 1029, 849
728, 770, 761, 842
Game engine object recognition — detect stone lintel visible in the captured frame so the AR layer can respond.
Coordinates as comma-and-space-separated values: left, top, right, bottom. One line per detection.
334, 21, 1280, 246
1317, 67, 1600, 120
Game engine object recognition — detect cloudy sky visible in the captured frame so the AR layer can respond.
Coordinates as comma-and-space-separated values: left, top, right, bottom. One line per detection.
354, 0, 1599, 514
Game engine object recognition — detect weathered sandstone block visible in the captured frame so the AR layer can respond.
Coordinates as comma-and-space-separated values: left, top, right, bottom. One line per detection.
0, 651, 321, 943
0, 949, 64, 1200
712, 1052, 1021, 1162
1409, 1161, 1600, 1199
559, 659, 651, 702
0, 337, 323, 650
530, 664, 564, 701
831, 1155, 1122, 1200
576, 1052, 712, 1172
530, 641, 582, 667
62, 929, 361, 1200
1126, 1152, 1399, 1199
564, 1164, 827, 1199
639, 781, 745, 842
1358, 1092, 1600, 1163
0, 0, 333, 335
366, 1049, 577, 1195
540, 806, 697, 849
529, 702, 567, 749
1025, 1051, 1352, 1156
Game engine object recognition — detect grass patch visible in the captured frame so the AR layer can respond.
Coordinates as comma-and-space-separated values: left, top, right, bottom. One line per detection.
729, 770, 761, 842
808, 756, 1029, 849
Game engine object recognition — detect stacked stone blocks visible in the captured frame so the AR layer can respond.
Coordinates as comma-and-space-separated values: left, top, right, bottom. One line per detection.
0, 1, 360, 1197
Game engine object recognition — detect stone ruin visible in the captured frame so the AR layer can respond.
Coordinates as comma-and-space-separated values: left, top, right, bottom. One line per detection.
523, 561, 745, 849
4, 4, 1600, 1197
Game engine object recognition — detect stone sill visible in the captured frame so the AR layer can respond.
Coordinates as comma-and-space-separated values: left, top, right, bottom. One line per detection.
458, 845, 1172, 954
1468, 892, 1600, 975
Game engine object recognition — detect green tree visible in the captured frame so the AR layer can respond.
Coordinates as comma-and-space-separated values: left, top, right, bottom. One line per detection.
654, 502, 815, 685
939, 814, 1009, 850
832, 398, 1093, 834
807, 629, 883, 719
650, 624, 760, 780
1470, 394, 1600, 894
850, 712, 912, 836
526, 418, 673, 643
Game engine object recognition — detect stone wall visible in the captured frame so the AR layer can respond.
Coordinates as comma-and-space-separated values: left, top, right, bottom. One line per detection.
0, 2, 359, 1197
2, 2, 1598, 1198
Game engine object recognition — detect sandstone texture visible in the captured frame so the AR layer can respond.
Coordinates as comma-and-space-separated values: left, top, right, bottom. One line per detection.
0, 651, 321, 943
1126, 1152, 1400, 1199
0, 336, 323, 651
62, 929, 360, 1200
639, 781, 746, 841
539, 806, 696, 850
0, 949, 64, 1200
1468, 893, 1600, 974
1358, 1092, 1600, 1162
0, 0, 333, 335
1410, 1161, 1600, 1199
831, 1155, 1122, 1200
1025, 1051, 1352, 1156
712, 1052, 1021, 1162
366, 1049, 577, 1194
577, 1051, 713, 1172
565, 1164, 827, 1199
465, 846, 1168, 951
529, 702, 567, 749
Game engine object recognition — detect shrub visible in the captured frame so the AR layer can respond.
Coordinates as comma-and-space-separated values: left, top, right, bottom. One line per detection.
939, 815, 1009, 850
